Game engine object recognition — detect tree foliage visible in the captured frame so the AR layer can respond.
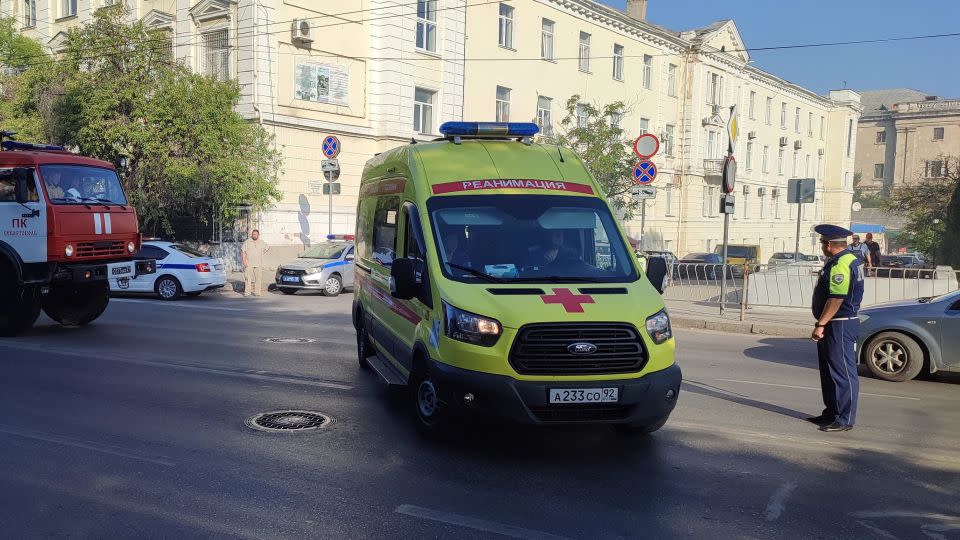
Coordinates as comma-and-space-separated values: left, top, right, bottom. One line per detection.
885, 156, 960, 265
0, 9, 282, 238
555, 96, 642, 219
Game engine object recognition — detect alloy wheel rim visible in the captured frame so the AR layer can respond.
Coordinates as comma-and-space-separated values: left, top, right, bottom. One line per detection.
417, 379, 438, 418
325, 278, 341, 294
872, 341, 906, 374
158, 279, 177, 298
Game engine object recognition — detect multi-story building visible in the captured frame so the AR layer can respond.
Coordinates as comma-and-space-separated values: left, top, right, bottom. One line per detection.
855, 89, 960, 194
6, 0, 861, 257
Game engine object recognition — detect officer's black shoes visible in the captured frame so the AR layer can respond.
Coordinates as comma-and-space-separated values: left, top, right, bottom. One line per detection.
805, 415, 834, 426
819, 422, 854, 432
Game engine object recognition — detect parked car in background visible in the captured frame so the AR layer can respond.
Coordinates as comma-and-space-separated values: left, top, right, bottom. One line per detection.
858, 290, 960, 382
714, 244, 761, 276
876, 255, 933, 279
768, 252, 822, 268
111, 241, 226, 300
675, 252, 723, 280
275, 235, 355, 296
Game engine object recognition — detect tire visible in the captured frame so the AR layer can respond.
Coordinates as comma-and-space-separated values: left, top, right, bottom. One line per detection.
323, 274, 343, 297
0, 283, 41, 337
614, 415, 669, 436
864, 332, 925, 382
411, 364, 449, 435
280, 287, 297, 295
356, 314, 372, 370
42, 283, 110, 327
155, 275, 182, 301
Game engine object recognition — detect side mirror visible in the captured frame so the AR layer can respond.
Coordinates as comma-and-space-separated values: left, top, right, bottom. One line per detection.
13, 168, 33, 204
646, 256, 667, 295
390, 257, 423, 300
345, 254, 355, 261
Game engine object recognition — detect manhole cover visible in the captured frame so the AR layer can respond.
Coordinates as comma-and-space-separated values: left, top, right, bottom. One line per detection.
247, 410, 332, 432
262, 337, 316, 344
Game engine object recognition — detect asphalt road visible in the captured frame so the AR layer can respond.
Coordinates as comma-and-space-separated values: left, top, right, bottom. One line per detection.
0, 289, 958, 540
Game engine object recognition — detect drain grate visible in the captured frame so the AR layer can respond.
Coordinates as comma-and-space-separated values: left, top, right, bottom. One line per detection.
262, 337, 316, 344
248, 410, 332, 432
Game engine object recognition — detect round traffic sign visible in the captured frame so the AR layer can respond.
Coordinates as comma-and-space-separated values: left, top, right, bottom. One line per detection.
633, 160, 657, 185
633, 134, 660, 159
322, 135, 341, 159
722, 155, 737, 194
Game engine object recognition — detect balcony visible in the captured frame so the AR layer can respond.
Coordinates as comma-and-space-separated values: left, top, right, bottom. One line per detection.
703, 159, 724, 177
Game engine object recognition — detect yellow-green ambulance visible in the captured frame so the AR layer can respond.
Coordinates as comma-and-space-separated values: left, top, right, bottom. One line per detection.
352, 122, 680, 434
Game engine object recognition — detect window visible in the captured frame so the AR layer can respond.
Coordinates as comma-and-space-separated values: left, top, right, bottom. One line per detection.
777, 148, 784, 175
707, 72, 723, 105
792, 151, 798, 176
495, 86, 510, 122
748, 91, 756, 119
926, 160, 944, 178
416, 0, 437, 52
540, 19, 555, 60
780, 102, 787, 128
817, 155, 823, 180
575, 103, 589, 128
413, 87, 435, 135
372, 197, 400, 266
663, 124, 675, 156
0, 169, 37, 202
762, 145, 769, 173
794, 107, 801, 133
23, 0, 36, 26
201, 29, 230, 81
804, 154, 810, 177
664, 181, 674, 216
807, 112, 813, 136
844, 172, 851, 189
876, 131, 886, 144
702, 185, 718, 218
765, 97, 772, 125
759, 189, 766, 219
775, 191, 782, 219
934, 127, 945, 140
643, 55, 653, 90
578, 32, 591, 72
609, 112, 623, 129
498, 4, 514, 49
746, 142, 753, 170
846, 119, 854, 157
741, 186, 749, 219
707, 130, 719, 159
639, 118, 650, 135
874, 163, 884, 179
61, 0, 76, 17
667, 64, 677, 97
819, 116, 825, 140
536, 96, 552, 136
613, 45, 624, 81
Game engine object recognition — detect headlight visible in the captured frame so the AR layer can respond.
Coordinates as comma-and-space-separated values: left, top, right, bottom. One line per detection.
306, 266, 323, 275
127, 241, 136, 253
64, 244, 74, 257
444, 302, 501, 346
645, 309, 672, 344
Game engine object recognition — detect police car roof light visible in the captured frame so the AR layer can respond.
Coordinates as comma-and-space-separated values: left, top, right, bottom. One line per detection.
1, 140, 67, 152
326, 234, 355, 241
439, 122, 539, 139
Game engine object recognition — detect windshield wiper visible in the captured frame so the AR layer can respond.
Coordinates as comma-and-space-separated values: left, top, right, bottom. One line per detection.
80, 197, 111, 209
444, 262, 504, 283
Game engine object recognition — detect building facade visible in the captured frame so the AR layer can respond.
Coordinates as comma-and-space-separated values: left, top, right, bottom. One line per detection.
855, 89, 960, 194
6, 0, 861, 257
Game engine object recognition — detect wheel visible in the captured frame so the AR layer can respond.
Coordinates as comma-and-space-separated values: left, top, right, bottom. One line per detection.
864, 332, 925, 382
42, 283, 110, 327
185, 291, 203, 297
614, 415, 669, 436
155, 275, 182, 301
412, 366, 449, 435
0, 283, 41, 337
322, 274, 343, 297
279, 287, 297, 295
356, 314, 372, 370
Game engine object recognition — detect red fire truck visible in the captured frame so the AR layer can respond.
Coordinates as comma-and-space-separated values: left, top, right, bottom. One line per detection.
0, 136, 154, 336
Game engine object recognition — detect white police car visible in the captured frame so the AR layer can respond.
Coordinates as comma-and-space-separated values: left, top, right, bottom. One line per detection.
109, 241, 227, 300
275, 235, 355, 296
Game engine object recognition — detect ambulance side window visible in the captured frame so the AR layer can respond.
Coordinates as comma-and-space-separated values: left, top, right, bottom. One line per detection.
403, 207, 424, 260
372, 196, 399, 266
0, 168, 38, 202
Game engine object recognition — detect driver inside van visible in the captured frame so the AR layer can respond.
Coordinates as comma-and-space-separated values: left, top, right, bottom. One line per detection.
526, 229, 571, 268
45, 170, 65, 199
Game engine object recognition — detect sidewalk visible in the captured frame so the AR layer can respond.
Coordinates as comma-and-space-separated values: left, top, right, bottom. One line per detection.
667, 300, 812, 338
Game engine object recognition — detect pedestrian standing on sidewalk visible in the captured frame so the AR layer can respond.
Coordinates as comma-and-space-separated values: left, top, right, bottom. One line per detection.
242, 229, 269, 297
865, 233, 882, 275
808, 224, 864, 433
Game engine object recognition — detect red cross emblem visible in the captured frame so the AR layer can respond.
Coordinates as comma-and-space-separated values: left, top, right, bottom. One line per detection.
540, 288, 595, 313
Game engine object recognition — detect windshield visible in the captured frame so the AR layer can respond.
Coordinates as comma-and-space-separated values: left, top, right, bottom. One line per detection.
427, 195, 638, 284
300, 242, 348, 259
40, 165, 127, 205
171, 244, 206, 258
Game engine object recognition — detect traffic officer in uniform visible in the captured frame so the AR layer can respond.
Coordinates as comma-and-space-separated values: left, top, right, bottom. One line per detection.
808, 224, 865, 432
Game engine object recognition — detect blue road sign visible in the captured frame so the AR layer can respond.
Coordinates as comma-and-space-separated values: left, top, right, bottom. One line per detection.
633, 160, 657, 185
322, 135, 341, 159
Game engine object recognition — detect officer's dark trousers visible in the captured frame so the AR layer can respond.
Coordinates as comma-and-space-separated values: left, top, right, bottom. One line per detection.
816, 319, 860, 425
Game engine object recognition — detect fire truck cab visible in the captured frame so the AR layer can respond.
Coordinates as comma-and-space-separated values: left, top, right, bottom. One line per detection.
0, 138, 154, 336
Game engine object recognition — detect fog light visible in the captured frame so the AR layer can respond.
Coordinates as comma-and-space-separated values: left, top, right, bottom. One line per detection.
65, 244, 74, 257
463, 393, 475, 405
84, 271, 91, 279
666, 389, 676, 400
127, 241, 136, 253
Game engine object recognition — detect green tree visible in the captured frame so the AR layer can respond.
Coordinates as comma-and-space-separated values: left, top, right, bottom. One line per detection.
555, 96, 642, 219
0, 17, 50, 140
886, 156, 960, 265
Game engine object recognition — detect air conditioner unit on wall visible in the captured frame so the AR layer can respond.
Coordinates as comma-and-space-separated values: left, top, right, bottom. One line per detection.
818, 148, 825, 156
794, 140, 803, 150
292, 18, 313, 44
747, 131, 757, 140
771, 188, 779, 198
742, 184, 750, 196
779, 137, 789, 147
757, 187, 766, 197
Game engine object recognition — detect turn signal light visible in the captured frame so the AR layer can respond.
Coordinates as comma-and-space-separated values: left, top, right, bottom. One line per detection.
195, 263, 211, 273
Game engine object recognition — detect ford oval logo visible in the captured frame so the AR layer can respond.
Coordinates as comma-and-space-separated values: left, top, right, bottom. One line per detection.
568, 342, 598, 355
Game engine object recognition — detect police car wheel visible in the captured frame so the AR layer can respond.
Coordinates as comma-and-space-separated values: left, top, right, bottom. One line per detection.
864, 332, 924, 382
323, 275, 343, 297
155, 276, 182, 301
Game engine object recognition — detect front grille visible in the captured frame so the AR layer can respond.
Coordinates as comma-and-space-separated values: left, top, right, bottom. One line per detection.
510, 323, 646, 375
75, 241, 124, 258
279, 268, 306, 276
530, 404, 631, 422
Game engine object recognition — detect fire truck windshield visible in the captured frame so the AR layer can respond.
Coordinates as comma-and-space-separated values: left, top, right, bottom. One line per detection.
40, 164, 127, 205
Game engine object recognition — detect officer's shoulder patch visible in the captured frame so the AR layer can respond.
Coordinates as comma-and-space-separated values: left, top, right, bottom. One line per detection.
832, 273, 845, 284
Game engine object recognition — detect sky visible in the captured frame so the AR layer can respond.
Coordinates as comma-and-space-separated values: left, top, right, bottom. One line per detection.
601, 0, 960, 97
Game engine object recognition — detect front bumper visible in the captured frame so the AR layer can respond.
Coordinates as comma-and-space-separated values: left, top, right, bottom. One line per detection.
429, 361, 682, 425
275, 270, 330, 289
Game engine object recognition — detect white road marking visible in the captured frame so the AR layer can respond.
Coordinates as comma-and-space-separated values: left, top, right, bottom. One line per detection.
764, 481, 797, 521
0, 424, 175, 467
854, 520, 901, 540
715, 378, 921, 401
112, 298, 246, 312
395, 505, 574, 540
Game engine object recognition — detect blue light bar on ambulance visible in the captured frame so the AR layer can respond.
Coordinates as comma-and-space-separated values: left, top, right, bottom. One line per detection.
439, 122, 539, 139
1, 140, 66, 152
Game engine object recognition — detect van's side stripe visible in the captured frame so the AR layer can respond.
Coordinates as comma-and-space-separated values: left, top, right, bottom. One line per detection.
356, 272, 422, 324
432, 179, 594, 195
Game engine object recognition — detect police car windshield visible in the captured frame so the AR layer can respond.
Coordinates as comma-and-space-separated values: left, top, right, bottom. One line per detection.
300, 242, 348, 259
427, 195, 639, 284
40, 165, 127, 205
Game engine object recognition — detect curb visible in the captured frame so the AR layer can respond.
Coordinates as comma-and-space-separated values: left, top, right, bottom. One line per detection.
672, 316, 809, 338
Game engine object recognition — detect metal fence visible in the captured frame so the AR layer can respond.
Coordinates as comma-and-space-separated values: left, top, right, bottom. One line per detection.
663, 262, 960, 319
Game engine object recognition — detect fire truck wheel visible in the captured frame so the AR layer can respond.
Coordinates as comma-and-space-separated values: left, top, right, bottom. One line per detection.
42, 283, 110, 327
0, 282, 42, 337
